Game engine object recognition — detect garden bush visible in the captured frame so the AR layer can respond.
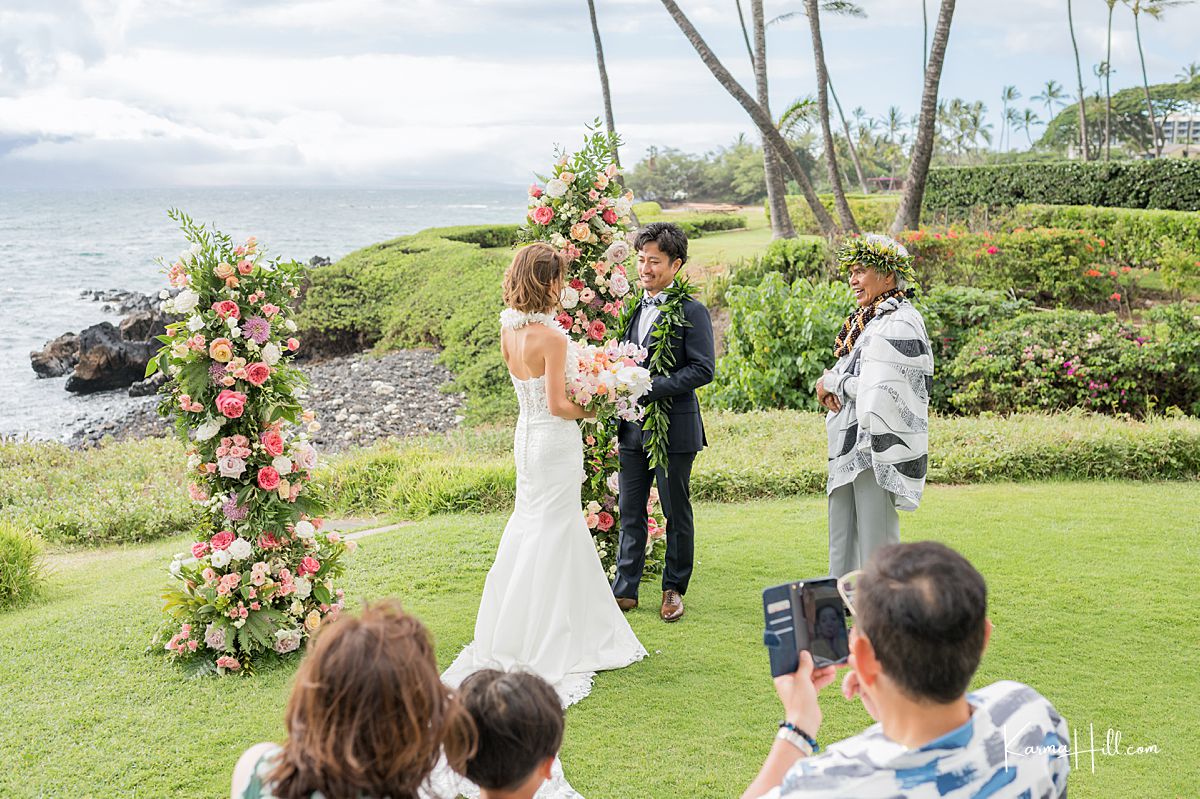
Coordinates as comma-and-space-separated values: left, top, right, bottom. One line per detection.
708, 273, 854, 411
946, 304, 1200, 417
708, 238, 834, 307
924, 161, 1200, 212
0, 521, 45, 610
629, 202, 746, 237
1002, 204, 1200, 269
426, 224, 522, 249
777, 194, 901, 235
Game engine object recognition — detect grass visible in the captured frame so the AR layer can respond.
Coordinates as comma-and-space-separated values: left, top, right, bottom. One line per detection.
1, 483, 1197, 797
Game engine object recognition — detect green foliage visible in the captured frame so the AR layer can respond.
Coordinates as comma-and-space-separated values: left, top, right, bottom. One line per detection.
632, 201, 663, 218
708, 274, 854, 412
707, 238, 833, 308
924, 161, 1200, 212
778, 194, 901, 235
946, 305, 1200, 417
625, 139, 769, 204
1001, 204, 1200, 269
916, 286, 1034, 411
0, 521, 45, 611
672, 213, 747, 239
423, 224, 521, 249
900, 227, 1120, 307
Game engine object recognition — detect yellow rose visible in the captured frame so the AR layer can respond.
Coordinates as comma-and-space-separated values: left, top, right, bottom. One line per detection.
594, 174, 609, 190
560, 171, 575, 184
304, 609, 322, 632
208, 337, 234, 363
570, 222, 591, 242
214, 262, 235, 279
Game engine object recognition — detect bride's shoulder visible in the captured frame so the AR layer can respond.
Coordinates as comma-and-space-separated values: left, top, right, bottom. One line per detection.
500, 308, 569, 338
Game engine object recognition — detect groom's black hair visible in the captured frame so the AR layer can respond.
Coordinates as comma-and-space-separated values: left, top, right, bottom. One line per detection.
460, 669, 564, 792
635, 222, 688, 267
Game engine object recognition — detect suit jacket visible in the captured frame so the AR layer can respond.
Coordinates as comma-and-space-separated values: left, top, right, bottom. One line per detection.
617, 297, 716, 454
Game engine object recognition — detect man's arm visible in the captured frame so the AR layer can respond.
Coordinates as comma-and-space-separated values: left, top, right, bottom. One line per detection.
642, 302, 715, 404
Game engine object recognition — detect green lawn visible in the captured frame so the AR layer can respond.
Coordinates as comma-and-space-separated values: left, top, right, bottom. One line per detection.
2, 483, 1196, 797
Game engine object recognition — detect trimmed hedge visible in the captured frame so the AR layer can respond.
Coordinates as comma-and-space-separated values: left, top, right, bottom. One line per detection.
777, 194, 901, 235
1003, 204, 1200, 270
925, 161, 1200, 212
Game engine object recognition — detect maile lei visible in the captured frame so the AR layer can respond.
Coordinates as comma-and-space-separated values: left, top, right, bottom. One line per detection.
619, 273, 696, 471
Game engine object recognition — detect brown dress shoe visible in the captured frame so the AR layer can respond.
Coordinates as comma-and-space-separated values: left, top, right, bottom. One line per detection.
661, 590, 684, 622
616, 596, 638, 612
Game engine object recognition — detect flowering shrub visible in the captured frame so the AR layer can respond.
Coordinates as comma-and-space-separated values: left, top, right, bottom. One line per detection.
520, 127, 664, 575
148, 211, 355, 675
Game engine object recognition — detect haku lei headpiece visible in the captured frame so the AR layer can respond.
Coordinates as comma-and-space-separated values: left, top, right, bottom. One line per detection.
837, 233, 919, 293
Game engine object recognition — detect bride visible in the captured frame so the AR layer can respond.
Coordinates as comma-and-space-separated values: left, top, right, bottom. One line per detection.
441, 242, 646, 706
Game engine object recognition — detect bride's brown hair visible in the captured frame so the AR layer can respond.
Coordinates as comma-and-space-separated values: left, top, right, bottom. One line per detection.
266, 600, 476, 799
503, 242, 567, 314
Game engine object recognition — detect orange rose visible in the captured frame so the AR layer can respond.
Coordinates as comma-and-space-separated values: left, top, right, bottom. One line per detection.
570, 222, 591, 242
209, 337, 234, 362
214, 262, 236, 279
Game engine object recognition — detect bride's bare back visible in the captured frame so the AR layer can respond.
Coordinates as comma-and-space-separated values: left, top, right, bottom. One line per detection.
501, 320, 592, 420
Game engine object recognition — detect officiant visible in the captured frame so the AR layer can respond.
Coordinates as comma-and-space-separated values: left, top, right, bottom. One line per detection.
612, 222, 715, 623
816, 234, 933, 577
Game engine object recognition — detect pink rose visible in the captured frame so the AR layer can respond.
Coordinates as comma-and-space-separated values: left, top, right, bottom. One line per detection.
585, 513, 600, 528
244, 362, 271, 386
597, 511, 614, 531
531, 205, 554, 225
210, 530, 235, 550
587, 320, 607, 341
215, 389, 247, 419
215, 655, 240, 670
187, 483, 208, 502
191, 541, 210, 559
257, 532, 280, 549
555, 312, 573, 330
529, 184, 543, 198
237, 259, 254, 275
602, 209, 618, 225
257, 466, 281, 491
261, 303, 280, 317
286, 337, 300, 351
261, 430, 284, 457
299, 556, 321, 576
212, 300, 241, 320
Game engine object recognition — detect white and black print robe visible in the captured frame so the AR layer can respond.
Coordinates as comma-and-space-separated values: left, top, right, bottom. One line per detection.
824, 297, 933, 511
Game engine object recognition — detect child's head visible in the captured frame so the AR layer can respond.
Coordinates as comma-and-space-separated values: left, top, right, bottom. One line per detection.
503, 242, 568, 314
460, 669, 564, 794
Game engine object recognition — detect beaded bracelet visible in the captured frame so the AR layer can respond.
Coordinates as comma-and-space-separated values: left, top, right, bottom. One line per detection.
778, 721, 820, 753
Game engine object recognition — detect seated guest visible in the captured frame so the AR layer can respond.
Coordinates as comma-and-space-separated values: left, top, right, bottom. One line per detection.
743, 542, 1069, 799
230, 600, 476, 799
459, 669, 565, 799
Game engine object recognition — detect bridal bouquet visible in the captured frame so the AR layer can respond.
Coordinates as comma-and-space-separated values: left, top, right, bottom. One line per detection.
147, 209, 355, 676
567, 339, 653, 422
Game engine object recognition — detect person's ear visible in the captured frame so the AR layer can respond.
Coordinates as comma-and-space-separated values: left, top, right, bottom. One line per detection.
539, 755, 555, 781
982, 617, 993, 654
851, 631, 880, 687
671, 258, 683, 274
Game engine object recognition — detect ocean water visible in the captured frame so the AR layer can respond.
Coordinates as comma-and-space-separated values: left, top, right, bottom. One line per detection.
0, 186, 526, 441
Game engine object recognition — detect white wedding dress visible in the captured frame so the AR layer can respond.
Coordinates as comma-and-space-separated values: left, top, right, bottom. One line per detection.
425, 310, 646, 799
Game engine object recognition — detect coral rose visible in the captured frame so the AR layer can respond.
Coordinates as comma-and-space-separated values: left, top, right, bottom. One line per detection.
260, 429, 285, 457
299, 556, 321, 576
570, 222, 591, 242
244, 362, 271, 387
531, 205, 554, 225
602, 209, 618, 225
257, 466, 281, 491
597, 511, 614, 531
586, 320, 606, 341
210, 530, 235, 550
215, 389, 247, 418
212, 300, 240, 320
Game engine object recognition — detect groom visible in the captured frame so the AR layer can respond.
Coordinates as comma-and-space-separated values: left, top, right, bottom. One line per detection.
612, 222, 715, 622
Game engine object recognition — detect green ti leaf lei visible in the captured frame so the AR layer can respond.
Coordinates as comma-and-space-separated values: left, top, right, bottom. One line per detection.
620, 274, 695, 472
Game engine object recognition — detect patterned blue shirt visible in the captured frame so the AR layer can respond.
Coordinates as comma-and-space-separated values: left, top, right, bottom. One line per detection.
775, 681, 1069, 799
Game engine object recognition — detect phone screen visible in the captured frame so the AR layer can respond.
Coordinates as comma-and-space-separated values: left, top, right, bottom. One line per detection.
801, 579, 850, 668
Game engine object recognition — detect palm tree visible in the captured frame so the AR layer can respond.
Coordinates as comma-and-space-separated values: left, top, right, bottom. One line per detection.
1177, 61, 1200, 80
803, 0, 858, 231
883, 105, 906, 178
1103, 0, 1119, 159
921, 0, 929, 77
1067, 0, 1091, 160
1033, 80, 1067, 125
1127, 0, 1195, 158
658, 0, 838, 234
999, 85, 1021, 151
1018, 108, 1041, 148
586, 0, 621, 167
892, 0, 957, 234
735, 0, 797, 239
1005, 106, 1023, 149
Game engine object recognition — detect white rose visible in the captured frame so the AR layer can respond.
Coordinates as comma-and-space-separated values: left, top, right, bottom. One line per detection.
173, 288, 200, 314
271, 456, 293, 476
195, 418, 222, 441
169, 560, 182, 576
614, 197, 632, 216
609, 272, 630, 297
606, 472, 620, 494
293, 577, 313, 599
560, 286, 580, 309
294, 520, 316, 540
159, 289, 170, 300
285, 319, 297, 332
186, 453, 202, 470
545, 178, 567, 198
262, 343, 281, 365
186, 315, 205, 332
290, 599, 304, 615
227, 538, 253, 561
226, 317, 238, 329
605, 240, 631, 264
210, 549, 231, 568
180, 248, 194, 265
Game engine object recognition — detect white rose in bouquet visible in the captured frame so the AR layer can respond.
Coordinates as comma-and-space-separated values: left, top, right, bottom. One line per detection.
293, 577, 313, 599
293, 443, 318, 471
195, 418, 222, 442
172, 288, 200, 314
274, 628, 303, 654
262, 342, 282, 365
186, 315, 205, 332
285, 319, 298, 332
606, 472, 620, 494
271, 456, 293, 476
560, 286, 580, 309
614, 197, 633, 217
609, 272, 630, 297
604, 240, 631, 265
228, 538, 253, 561
210, 549, 232, 568
294, 520, 316, 540
545, 178, 568, 198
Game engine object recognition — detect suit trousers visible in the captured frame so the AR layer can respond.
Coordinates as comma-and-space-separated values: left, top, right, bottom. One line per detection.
612, 446, 696, 599
828, 468, 900, 578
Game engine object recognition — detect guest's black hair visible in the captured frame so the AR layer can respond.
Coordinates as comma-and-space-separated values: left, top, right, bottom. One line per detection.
856, 541, 988, 704
634, 222, 689, 267
460, 669, 564, 792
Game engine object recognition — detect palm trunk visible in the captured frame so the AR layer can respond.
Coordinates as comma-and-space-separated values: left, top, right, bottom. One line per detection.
586, 0, 620, 167
803, 0, 858, 232
828, 76, 870, 194
922, 0, 929, 77
659, 0, 837, 235
745, 0, 797, 238
891, 0, 956, 234
1133, 12, 1162, 157
1104, 3, 1114, 160
1001, 100, 1009, 152
1068, 0, 1091, 160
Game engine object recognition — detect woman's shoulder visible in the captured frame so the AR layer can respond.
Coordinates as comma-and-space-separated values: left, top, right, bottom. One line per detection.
231, 742, 282, 799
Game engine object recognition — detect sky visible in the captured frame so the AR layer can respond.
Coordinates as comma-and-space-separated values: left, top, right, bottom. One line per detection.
1, 0, 1198, 188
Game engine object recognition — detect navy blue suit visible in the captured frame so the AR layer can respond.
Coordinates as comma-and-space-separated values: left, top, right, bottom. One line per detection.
612, 297, 715, 599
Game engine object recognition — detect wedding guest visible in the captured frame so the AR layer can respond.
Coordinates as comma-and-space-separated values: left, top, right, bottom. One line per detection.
459, 669, 565, 799
229, 600, 476, 799
818, 234, 934, 577
743, 542, 1070, 799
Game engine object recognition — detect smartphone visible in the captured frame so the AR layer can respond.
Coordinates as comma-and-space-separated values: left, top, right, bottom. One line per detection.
762, 577, 850, 677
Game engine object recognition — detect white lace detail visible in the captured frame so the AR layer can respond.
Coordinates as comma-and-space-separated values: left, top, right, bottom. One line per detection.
500, 308, 569, 337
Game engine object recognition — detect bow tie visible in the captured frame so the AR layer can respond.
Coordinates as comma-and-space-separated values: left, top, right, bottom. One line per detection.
641, 294, 666, 308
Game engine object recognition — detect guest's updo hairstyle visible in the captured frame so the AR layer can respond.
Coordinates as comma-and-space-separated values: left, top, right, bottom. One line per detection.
266, 600, 477, 799
503, 242, 568, 314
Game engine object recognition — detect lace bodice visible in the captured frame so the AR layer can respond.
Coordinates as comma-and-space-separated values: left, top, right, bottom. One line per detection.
512, 374, 552, 419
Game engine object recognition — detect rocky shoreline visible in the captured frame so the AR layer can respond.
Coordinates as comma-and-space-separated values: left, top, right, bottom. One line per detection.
69, 349, 466, 450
